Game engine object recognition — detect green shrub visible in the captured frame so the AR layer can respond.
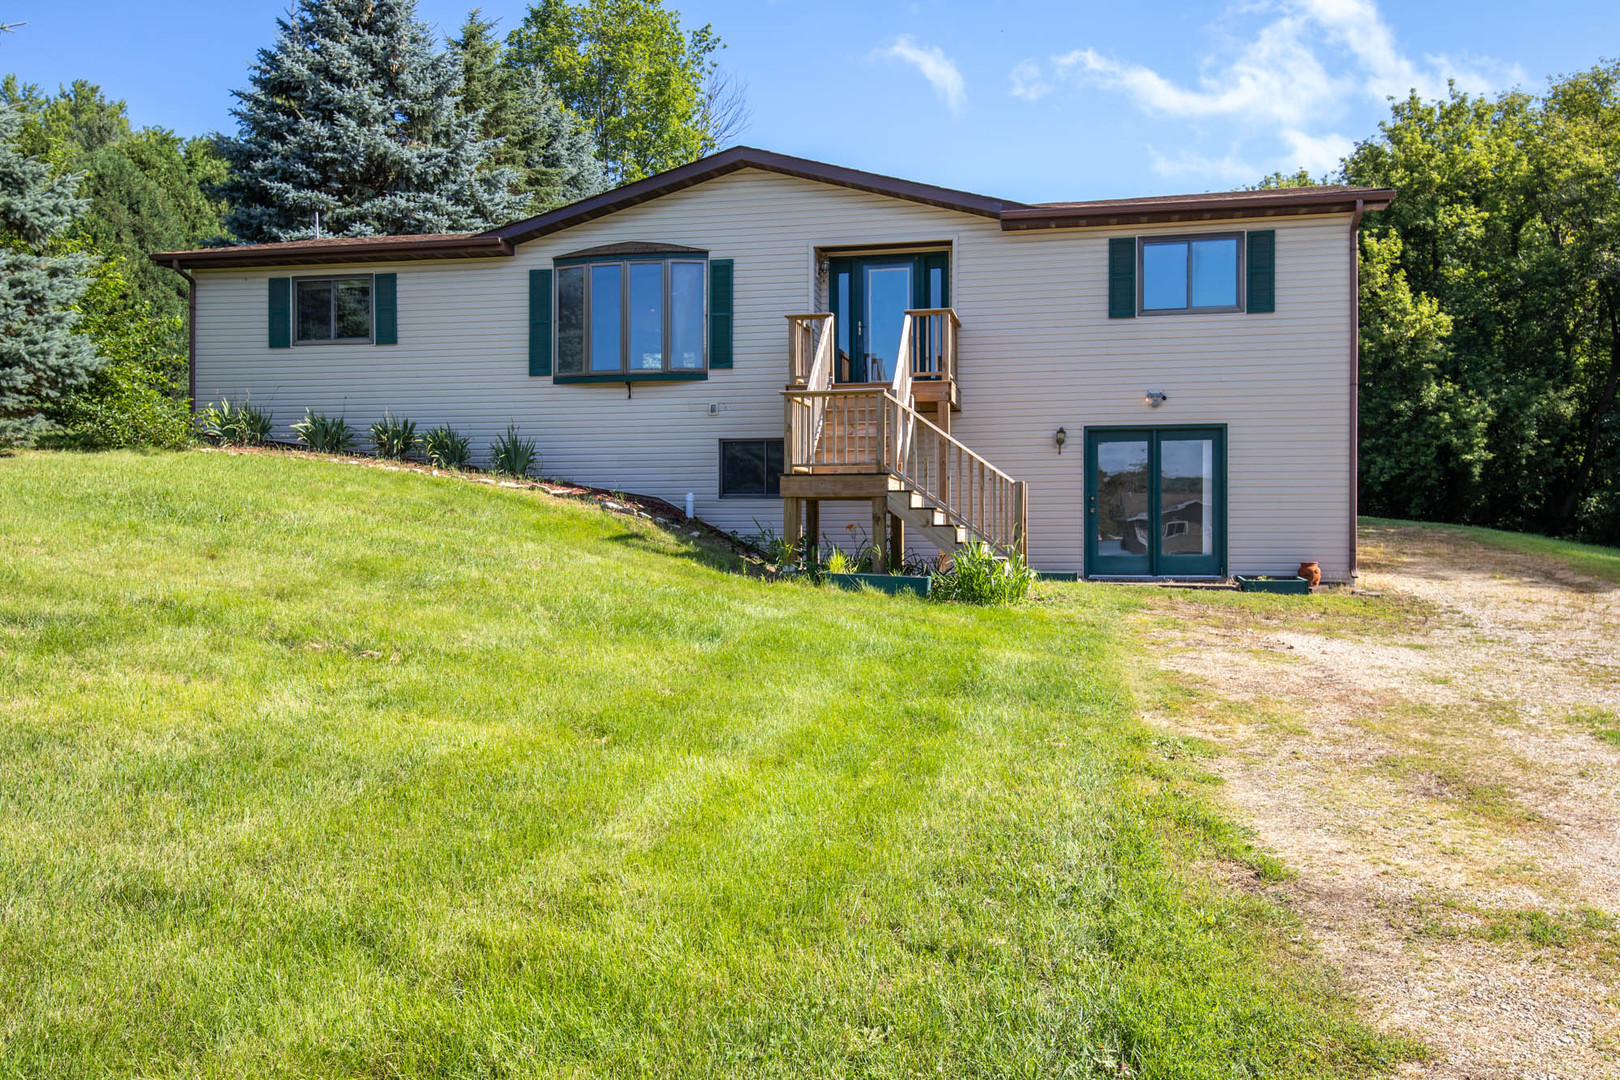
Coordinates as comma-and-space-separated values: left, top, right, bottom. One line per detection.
199, 398, 274, 446
931, 543, 1036, 604
489, 424, 539, 478
58, 362, 194, 450
369, 413, 418, 460
423, 425, 472, 470
291, 410, 355, 454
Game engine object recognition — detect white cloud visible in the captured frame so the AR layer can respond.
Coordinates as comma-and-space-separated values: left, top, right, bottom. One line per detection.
874, 36, 966, 112
1010, 59, 1051, 102
1011, 0, 1524, 183
1147, 148, 1262, 184
1280, 128, 1356, 175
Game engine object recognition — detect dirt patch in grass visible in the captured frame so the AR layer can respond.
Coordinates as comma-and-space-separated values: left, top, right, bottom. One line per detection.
1129, 521, 1620, 1078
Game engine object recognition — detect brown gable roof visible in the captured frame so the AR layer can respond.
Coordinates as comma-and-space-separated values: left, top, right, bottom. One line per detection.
1000, 184, 1394, 231
152, 232, 511, 269
152, 148, 1394, 269
483, 146, 1018, 247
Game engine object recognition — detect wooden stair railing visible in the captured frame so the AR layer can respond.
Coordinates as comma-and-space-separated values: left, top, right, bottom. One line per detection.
879, 389, 1025, 555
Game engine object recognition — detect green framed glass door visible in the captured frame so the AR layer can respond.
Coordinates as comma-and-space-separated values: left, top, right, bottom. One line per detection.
1085, 426, 1226, 577
828, 252, 947, 383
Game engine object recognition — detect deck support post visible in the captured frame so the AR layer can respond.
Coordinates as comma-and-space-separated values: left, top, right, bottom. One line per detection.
870, 497, 889, 573
887, 510, 905, 573
804, 499, 820, 566
784, 497, 802, 565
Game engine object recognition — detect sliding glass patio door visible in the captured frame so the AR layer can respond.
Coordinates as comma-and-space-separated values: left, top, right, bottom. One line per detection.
1085, 427, 1225, 577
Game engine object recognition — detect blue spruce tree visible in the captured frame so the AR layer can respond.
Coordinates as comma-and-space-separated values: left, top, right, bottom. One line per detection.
0, 102, 99, 446
217, 0, 528, 243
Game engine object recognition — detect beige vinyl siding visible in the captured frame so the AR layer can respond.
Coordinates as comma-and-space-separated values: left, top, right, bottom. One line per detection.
193, 168, 1355, 579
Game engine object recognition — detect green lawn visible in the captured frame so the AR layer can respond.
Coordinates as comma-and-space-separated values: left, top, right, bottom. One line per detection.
0, 450, 1412, 1078
1362, 515, 1620, 584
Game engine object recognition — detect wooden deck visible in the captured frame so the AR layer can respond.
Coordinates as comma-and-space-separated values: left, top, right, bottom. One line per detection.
779, 309, 1025, 570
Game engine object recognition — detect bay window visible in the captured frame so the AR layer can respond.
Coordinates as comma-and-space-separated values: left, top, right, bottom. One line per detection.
556, 256, 708, 375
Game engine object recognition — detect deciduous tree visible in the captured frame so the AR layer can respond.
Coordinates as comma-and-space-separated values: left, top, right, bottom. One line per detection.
504, 0, 738, 183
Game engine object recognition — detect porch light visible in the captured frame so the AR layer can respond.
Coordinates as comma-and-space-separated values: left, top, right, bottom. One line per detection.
1144, 390, 1169, 408
1054, 426, 1067, 454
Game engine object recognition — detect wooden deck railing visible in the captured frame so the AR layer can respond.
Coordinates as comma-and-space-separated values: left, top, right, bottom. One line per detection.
788, 309, 958, 390
784, 314, 836, 471
906, 308, 958, 384
786, 312, 834, 388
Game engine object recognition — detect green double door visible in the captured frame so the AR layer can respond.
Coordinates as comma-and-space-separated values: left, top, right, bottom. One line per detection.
1085, 427, 1226, 577
828, 253, 948, 383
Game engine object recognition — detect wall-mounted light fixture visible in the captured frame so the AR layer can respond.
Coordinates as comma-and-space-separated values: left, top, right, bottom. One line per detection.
1054, 426, 1067, 454
1144, 390, 1169, 408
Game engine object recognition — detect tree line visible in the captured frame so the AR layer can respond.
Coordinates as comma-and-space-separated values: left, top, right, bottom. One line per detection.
3, 6, 1618, 547
0, 0, 743, 448
1344, 64, 1620, 545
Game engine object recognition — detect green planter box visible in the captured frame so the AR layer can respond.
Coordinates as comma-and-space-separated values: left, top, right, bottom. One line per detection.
826, 572, 932, 598
1036, 571, 1079, 582
1234, 574, 1312, 595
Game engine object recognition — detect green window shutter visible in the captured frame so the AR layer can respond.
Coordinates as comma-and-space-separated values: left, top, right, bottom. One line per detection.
268, 277, 291, 348
708, 258, 733, 369
529, 268, 553, 376
1247, 230, 1275, 313
1107, 238, 1136, 319
372, 273, 397, 344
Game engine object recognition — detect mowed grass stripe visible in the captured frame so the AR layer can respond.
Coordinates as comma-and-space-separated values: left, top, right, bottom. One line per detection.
0, 450, 1415, 1078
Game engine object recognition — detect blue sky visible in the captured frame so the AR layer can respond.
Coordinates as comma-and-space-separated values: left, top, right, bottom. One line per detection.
2, 0, 1615, 202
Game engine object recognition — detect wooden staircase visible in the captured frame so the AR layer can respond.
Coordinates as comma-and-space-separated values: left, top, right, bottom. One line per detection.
780, 310, 1026, 570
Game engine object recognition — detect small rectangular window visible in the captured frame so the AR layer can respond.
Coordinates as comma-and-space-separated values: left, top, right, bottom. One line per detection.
719, 439, 784, 497
294, 276, 372, 343
1140, 235, 1243, 314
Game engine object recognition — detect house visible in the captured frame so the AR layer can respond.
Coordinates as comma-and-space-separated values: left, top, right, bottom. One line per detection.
155, 147, 1393, 581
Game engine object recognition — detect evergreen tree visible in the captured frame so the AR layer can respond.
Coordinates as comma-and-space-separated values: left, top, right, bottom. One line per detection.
451, 9, 604, 214
216, 0, 528, 243
0, 103, 99, 445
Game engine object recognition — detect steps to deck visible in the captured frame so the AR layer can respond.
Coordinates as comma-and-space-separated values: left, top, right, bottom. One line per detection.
886, 489, 968, 550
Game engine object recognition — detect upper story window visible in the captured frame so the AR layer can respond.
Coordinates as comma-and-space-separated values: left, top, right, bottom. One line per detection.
296, 276, 372, 343
555, 255, 707, 375
1140, 235, 1242, 314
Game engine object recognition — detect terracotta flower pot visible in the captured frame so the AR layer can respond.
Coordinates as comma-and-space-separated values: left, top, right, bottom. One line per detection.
1297, 561, 1321, 587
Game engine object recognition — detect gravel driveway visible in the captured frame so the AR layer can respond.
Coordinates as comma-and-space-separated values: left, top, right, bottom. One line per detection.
1132, 522, 1620, 1079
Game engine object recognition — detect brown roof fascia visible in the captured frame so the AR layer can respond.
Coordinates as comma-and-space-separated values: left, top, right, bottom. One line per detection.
489, 146, 1020, 247
999, 187, 1395, 231
151, 233, 513, 270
